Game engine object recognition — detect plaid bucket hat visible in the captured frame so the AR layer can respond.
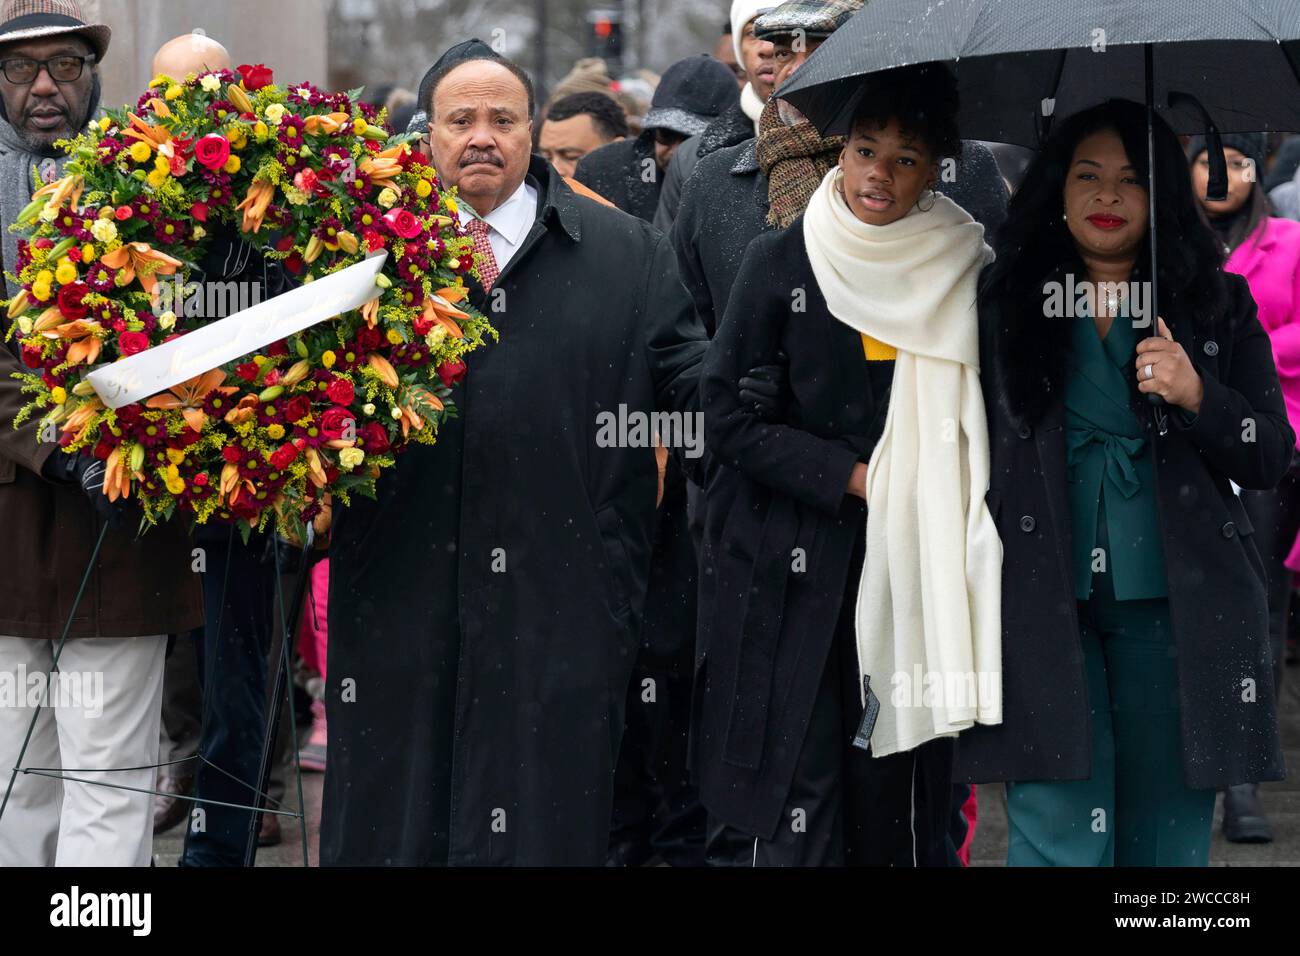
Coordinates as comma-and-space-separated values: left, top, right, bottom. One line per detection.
0, 0, 110, 59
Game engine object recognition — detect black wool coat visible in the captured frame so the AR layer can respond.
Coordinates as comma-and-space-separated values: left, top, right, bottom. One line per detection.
955, 268, 1292, 790
323, 157, 707, 865
573, 132, 662, 223
698, 219, 888, 839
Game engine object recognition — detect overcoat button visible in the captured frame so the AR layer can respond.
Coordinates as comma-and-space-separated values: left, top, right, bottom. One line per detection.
1221, 521, 1236, 538
1017, 424, 1032, 439
1019, 515, 1036, 533
1203, 340, 1219, 357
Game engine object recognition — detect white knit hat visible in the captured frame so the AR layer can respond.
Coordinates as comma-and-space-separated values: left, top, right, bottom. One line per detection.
731, 0, 776, 63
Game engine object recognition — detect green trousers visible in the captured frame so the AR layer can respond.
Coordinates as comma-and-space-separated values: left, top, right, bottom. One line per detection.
1006, 574, 1215, 866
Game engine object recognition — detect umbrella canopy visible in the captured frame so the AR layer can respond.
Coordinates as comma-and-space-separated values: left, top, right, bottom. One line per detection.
780, 0, 1300, 144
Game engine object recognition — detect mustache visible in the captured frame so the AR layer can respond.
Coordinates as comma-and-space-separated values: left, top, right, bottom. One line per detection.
460, 149, 503, 168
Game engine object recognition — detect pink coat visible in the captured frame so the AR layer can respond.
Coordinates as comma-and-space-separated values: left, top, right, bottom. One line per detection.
1230, 218, 1300, 571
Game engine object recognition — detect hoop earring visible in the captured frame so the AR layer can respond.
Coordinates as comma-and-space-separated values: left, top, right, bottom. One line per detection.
834, 168, 846, 197
916, 188, 936, 212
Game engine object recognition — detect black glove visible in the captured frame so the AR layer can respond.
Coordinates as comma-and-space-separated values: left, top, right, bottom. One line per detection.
42, 451, 133, 530
739, 350, 789, 421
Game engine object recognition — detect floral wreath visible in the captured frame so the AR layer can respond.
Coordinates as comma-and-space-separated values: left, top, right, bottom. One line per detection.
4, 64, 495, 540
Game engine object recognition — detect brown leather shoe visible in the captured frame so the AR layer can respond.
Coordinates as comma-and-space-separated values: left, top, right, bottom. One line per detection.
258, 812, 282, 847
152, 774, 194, 834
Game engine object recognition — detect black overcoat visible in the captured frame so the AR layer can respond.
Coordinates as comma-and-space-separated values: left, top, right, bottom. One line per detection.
955, 268, 1292, 790
573, 132, 662, 223
698, 220, 889, 838
323, 157, 706, 865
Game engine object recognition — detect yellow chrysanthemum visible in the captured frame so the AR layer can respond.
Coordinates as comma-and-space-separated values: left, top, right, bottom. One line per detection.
129, 140, 152, 163
146, 168, 169, 189
164, 84, 184, 101
54, 258, 77, 285
50, 386, 67, 405
266, 423, 285, 440
415, 179, 432, 198
321, 350, 336, 369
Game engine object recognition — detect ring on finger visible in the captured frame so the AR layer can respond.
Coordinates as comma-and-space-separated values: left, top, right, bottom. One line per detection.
1144, 362, 1155, 380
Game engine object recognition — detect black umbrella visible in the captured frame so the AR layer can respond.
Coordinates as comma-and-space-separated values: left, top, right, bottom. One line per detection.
781, 0, 1300, 410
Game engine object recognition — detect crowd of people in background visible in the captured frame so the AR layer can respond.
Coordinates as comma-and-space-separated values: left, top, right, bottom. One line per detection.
1, 0, 1298, 868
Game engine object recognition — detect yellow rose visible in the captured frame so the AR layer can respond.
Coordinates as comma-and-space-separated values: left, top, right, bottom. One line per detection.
50, 386, 67, 405
338, 447, 365, 471
54, 259, 77, 285
377, 187, 398, 208
158, 310, 176, 331
264, 103, 286, 125
415, 179, 432, 198
129, 141, 152, 163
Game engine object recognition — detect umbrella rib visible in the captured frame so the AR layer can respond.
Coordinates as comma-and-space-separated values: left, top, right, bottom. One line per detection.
1037, 47, 1069, 148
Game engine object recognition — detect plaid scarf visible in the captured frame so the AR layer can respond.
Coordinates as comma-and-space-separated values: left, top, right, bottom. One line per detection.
755, 98, 844, 229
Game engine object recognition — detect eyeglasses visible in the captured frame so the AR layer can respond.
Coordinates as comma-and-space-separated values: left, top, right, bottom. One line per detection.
0, 54, 94, 85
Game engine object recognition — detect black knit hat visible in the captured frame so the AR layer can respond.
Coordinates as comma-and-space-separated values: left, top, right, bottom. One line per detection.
1187, 132, 1267, 186
407, 38, 503, 135
641, 54, 740, 137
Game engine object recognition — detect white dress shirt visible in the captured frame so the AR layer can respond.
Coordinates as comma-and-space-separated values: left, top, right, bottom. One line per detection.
457, 178, 538, 272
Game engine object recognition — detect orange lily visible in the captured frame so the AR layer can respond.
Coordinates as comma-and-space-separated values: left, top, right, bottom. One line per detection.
222, 394, 259, 426
120, 111, 172, 150
47, 319, 104, 366
218, 461, 254, 506
236, 180, 275, 233
145, 369, 237, 432
32, 305, 64, 333
304, 448, 328, 488
304, 111, 351, 135
360, 296, 380, 329
422, 294, 466, 338
32, 172, 84, 215
100, 242, 184, 296
102, 446, 133, 502
358, 146, 405, 181
61, 397, 103, 443
367, 353, 399, 388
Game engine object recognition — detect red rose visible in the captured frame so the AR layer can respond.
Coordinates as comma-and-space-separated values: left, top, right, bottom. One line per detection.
358, 422, 390, 454
119, 331, 150, 356
267, 340, 289, 357
356, 326, 382, 350
190, 202, 209, 222
57, 282, 90, 319
326, 377, 354, 405
235, 361, 259, 382
382, 208, 422, 239
194, 134, 230, 172
221, 446, 243, 463
413, 315, 432, 336
20, 344, 43, 368
282, 395, 311, 424
363, 229, 385, 251
437, 359, 467, 388
237, 63, 274, 91
275, 235, 296, 252
284, 253, 304, 275
270, 443, 299, 470
115, 205, 133, 220
93, 439, 114, 460
320, 406, 356, 440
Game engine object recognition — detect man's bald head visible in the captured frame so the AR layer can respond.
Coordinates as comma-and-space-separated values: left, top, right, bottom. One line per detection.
151, 33, 232, 79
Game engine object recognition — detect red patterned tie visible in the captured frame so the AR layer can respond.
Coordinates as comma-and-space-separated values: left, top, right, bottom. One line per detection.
466, 218, 500, 291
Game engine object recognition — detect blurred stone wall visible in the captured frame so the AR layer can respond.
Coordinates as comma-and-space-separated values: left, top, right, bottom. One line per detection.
84, 0, 329, 110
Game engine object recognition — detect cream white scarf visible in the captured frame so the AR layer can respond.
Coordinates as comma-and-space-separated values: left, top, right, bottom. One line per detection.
803, 167, 1003, 756
739, 82, 765, 135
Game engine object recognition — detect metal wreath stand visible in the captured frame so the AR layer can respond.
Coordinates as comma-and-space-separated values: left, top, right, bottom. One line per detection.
0, 518, 317, 867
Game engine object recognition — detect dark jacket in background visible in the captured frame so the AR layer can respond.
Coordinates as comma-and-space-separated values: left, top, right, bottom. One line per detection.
654, 102, 757, 233
574, 132, 661, 223
956, 269, 1292, 790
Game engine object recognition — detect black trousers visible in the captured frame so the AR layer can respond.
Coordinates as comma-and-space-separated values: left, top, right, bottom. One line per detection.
706, 534, 957, 866
608, 467, 706, 866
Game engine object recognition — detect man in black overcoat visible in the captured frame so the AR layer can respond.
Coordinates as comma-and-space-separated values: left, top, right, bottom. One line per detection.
320, 42, 706, 866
